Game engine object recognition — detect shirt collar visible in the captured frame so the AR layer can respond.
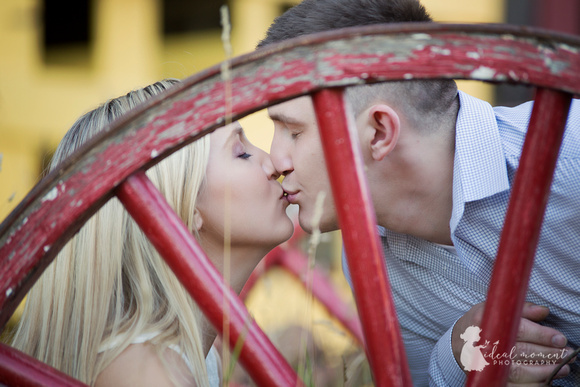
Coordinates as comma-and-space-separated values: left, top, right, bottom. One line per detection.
450, 91, 510, 234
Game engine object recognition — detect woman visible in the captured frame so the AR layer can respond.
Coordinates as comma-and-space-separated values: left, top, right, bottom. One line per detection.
10, 79, 294, 386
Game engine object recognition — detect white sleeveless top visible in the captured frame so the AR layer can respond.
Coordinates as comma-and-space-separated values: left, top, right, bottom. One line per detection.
100, 332, 220, 387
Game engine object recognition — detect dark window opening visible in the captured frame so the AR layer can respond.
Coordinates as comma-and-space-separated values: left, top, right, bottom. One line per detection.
43, 0, 90, 47
163, 0, 227, 34
42, 0, 92, 65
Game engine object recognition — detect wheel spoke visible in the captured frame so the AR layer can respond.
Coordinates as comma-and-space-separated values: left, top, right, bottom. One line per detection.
0, 344, 87, 387
312, 88, 412, 386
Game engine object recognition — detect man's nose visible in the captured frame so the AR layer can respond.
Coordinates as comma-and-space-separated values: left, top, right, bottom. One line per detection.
270, 136, 293, 177
261, 153, 280, 180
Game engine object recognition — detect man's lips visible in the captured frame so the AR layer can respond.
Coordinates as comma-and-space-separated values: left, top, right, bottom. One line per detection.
283, 189, 299, 204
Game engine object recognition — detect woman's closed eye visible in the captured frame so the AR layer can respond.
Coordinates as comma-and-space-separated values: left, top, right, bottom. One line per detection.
233, 138, 252, 160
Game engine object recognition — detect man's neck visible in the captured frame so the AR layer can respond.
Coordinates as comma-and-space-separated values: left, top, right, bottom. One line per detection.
376, 167, 454, 245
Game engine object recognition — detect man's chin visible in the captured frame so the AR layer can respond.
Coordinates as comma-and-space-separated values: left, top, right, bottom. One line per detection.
297, 215, 314, 234
298, 212, 338, 234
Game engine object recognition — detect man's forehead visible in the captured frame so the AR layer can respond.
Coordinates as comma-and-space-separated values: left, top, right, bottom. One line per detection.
267, 96, 314, 123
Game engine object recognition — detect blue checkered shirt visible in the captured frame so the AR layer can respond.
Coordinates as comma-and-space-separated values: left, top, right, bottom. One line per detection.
342, 91, 580, 386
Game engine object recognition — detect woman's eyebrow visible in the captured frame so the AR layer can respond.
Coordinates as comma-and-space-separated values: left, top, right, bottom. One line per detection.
225, 126, 244, 147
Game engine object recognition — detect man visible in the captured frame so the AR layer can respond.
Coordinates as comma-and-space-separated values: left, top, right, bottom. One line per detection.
259, 0, 580, 385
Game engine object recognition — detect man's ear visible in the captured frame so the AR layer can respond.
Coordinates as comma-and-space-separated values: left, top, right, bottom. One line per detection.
193, 208, 203, 231
365, 104, 400, 161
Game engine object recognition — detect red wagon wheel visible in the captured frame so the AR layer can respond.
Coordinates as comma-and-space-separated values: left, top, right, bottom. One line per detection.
1, 23, 579, 387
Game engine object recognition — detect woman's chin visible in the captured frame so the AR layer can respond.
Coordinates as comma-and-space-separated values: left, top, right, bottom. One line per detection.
280, 219, 295, 243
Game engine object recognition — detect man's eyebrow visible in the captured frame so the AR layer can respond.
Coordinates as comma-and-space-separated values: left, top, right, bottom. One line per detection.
268, 112, 303, 126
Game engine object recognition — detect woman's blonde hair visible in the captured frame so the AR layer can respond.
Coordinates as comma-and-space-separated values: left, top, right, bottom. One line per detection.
11, 79, 212, 386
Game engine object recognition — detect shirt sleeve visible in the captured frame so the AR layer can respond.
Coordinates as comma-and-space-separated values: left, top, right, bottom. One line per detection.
428, 323, 467, 386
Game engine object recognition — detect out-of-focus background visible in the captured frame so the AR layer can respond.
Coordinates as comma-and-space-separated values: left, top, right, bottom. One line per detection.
1, 0, 579, 385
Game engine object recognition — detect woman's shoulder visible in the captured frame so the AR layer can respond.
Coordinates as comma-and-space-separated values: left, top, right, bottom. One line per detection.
95, 342, 196, 387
